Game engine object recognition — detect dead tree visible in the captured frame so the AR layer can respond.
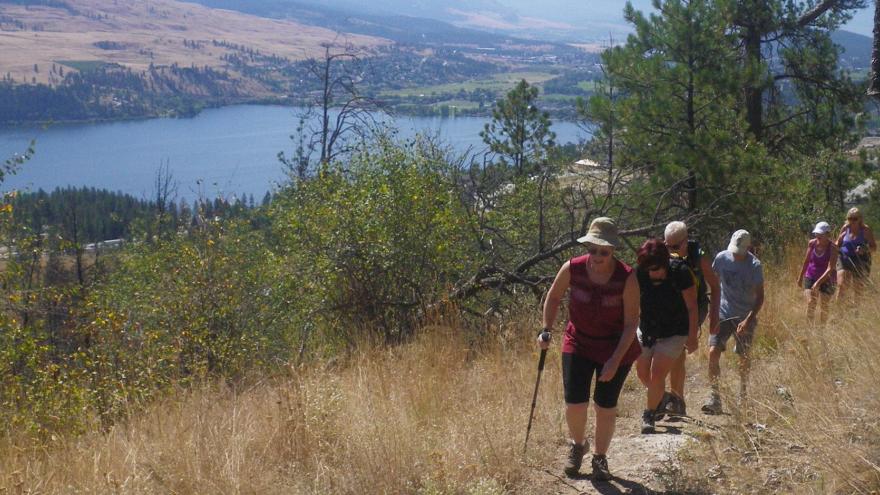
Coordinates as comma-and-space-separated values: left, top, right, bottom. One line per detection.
871, 0, 880, 97
282, 42, 381, 177
151, 160, 178, 239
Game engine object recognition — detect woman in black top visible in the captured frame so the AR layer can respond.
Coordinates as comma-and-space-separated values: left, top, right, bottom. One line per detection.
635, 239, 698, 433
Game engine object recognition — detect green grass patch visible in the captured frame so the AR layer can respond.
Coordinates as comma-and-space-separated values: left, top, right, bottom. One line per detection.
382, 71, 556, 98
541, 93, 582, 102
56, 60, 108, 73
433, 99, 479, 109
577, 80, 597, 91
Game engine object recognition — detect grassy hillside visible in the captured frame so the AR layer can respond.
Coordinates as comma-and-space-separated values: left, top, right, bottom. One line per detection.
1, 252, 879, 493
0, 0, 387, 86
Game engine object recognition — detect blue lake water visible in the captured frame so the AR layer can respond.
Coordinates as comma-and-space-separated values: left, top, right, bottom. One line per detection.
0, 105, 588, 202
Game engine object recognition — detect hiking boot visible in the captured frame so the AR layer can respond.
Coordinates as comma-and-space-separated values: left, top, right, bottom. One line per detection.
701, 393, 722, 415
665, 393, 687, 416
591, 454, 612, 481
563, 441, 586, 477
654, 391, 673, 420
641, 409, 655, 434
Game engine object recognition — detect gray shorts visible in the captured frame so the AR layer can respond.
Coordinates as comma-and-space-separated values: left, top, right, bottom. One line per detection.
637, 329, 687, 359
708, 317, 756, 355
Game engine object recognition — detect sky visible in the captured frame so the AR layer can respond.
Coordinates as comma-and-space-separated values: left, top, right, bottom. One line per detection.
498, 0, 875, 37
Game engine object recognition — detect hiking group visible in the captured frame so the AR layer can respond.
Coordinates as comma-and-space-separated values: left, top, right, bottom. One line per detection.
537, 209, 875, 480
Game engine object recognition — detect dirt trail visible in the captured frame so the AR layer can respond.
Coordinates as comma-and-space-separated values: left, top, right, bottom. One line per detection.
523, 373, 727, 494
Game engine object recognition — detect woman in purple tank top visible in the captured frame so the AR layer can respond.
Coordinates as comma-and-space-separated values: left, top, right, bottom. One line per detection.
797, 221, 838, 323
835, 208, 876, 301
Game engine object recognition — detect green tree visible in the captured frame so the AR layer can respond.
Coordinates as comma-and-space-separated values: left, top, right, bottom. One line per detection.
732, 0, 865, 146
601, 0, 755, 217
480, 79, 555, 176
588, 0, 866, 240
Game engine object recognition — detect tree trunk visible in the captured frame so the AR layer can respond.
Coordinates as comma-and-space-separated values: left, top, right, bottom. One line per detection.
870, 0, 880, 97
744, 23, 764, 140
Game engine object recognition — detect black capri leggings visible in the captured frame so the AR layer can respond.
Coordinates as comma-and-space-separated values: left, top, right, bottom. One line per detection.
561, 352, 632, 408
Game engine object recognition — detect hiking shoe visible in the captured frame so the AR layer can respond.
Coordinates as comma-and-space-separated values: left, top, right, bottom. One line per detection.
591, 454, 612, 481
563, 441, 586, 477
641, 409, 655, 434
665, 393, 687, 416
701, 393, 722, 415
654, 391, 673, 420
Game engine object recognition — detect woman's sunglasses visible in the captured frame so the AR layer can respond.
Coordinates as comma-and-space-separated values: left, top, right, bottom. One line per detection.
587, 247, 613, 257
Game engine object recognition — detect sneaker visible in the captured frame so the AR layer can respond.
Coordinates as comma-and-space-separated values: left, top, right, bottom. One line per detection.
591, 454, 612, 481
701, 393, 722, 415
665, 393, 687, 416
563, 441, 586, 477
641, 409, 655, 434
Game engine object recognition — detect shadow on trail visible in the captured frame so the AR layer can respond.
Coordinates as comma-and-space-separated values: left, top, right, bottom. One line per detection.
653, 424, 683, 435
588, 476, 658, 494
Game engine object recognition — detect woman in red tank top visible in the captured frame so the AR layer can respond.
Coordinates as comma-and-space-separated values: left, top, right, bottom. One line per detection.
538, 217, 640, 480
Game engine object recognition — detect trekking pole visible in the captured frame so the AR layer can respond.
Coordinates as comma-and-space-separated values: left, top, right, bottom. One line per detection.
524, 330, 551, 455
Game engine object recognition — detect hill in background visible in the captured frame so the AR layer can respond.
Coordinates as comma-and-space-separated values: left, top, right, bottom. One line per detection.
0, 0, 386, 87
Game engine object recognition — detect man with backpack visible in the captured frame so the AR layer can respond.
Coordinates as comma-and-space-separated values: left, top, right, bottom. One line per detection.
661, 221, 720, 417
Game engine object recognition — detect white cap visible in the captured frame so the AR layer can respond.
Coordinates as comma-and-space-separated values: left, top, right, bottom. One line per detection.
727, 229, 751, 256
664, 221, 688, 243
812, 221, 832, 235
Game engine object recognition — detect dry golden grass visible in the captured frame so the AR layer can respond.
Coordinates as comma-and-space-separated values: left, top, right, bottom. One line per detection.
0, 0, 387, 86
2, 248, 880, 494
672, 250, 880, 494
0, 314, 568, 494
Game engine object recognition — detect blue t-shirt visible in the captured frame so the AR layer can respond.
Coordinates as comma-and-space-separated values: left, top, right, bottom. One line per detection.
712, 250, 763, 319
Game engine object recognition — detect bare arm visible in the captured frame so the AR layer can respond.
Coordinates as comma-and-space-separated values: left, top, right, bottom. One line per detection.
797, 242, 812, 282
701, 256, 721, 334
815, 244, 838, 286
836, 229, 846, 249
539, 261, 570, 348
598, 271, 639, 381
866, 225, 877, 252
739, 282, 764, 334
747, 283, 765, 320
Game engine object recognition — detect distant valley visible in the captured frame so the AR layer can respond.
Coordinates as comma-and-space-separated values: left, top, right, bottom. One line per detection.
0, 0, 873, 125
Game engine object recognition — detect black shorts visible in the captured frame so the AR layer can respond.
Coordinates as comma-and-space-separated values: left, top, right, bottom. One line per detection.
561, 352, 632, 408
804, 277, 835, 296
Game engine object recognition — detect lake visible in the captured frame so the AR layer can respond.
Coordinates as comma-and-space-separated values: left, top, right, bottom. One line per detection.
0, 105, 589, 202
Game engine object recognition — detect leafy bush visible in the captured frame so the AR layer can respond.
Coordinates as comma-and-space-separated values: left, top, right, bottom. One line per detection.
81, 217, 296, 422
271, 135, 481, 348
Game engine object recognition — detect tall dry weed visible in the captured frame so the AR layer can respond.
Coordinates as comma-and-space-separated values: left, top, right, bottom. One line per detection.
6, 249, 880, 494
676, 252, 880, 493
0, 312, 566, 494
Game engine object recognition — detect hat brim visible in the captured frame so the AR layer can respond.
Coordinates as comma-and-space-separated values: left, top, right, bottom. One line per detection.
727, 243, 749, 256
578, 234, 619, 248
812, 229, 830, 235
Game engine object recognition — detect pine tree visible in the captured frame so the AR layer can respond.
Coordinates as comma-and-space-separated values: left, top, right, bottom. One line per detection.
480, 79, 555, 176
594, 0, 866, 220
600, 0, 746, 213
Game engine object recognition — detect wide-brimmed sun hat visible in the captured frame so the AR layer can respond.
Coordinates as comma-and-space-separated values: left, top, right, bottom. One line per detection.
577, 217, 620, 248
